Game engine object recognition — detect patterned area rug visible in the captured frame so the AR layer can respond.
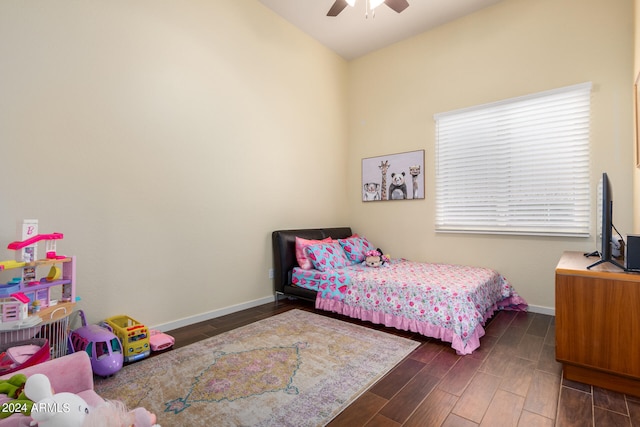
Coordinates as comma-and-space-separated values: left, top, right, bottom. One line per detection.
94, 309, 419, 427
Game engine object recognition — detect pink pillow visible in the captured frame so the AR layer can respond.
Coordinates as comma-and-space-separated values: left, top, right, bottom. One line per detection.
295, 236, 332, 269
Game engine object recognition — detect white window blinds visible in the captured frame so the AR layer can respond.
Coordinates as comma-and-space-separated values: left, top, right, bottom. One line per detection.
434, 82, 592, 236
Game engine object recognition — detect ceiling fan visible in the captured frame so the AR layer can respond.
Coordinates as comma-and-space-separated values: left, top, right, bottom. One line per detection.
327, 0, 409, 17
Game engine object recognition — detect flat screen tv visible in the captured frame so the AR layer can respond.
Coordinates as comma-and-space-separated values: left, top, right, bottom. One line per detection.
587, 172, 624, 270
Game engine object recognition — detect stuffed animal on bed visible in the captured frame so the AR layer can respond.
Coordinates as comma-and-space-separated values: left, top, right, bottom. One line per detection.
364, 249, 389, 267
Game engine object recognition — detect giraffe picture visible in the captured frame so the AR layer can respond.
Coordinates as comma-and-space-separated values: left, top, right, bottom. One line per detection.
361, 150, 425, 202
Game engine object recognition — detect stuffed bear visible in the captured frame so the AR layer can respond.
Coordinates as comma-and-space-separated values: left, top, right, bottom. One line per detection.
389, 172, 407, 199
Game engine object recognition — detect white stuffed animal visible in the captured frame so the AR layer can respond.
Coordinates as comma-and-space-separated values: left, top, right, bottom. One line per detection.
23, 374, 160, 427
24, 373, 89, 427
83, 400, 160, 427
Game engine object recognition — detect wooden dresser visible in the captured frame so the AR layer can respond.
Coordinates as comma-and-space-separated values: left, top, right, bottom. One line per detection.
555, 251, 640, 397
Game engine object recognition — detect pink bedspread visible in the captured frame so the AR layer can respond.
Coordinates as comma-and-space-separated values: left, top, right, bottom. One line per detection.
314, 260, 527, 355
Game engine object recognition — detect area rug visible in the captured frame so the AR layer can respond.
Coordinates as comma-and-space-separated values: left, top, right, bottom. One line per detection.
94, 309, 419, 427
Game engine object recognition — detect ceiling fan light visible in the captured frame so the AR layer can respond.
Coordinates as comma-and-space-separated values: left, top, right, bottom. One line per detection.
370, 0, 385, 9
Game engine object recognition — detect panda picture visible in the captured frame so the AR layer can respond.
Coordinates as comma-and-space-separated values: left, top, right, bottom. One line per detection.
361, 150, 424, 201
389, 172, 407, 199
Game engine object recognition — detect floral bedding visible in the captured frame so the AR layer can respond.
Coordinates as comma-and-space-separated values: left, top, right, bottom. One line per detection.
294, 259, 527, 355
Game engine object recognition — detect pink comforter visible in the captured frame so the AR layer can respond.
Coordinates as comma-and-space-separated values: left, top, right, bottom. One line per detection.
314, 260, 527, 355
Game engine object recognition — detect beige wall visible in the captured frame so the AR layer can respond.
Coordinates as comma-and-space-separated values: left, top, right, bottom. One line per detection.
0, 1, 349, 326
348, 0, 635, 312
0, 0, 634, 328
635, 0, 640, 233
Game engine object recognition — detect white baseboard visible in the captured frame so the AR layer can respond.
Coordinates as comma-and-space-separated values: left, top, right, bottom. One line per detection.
526, 304, 555, 316
151, 296, 555, 333
151, 295, 276, 332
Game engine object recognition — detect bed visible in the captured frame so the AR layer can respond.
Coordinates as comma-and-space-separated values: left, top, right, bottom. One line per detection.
272, 227, 527, 355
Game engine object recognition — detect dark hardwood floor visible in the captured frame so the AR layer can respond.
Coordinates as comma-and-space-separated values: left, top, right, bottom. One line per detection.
165, 298, 640, 426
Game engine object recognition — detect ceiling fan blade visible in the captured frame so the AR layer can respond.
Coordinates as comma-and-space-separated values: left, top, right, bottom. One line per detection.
384, 0, 409, 13
327, 0, 349, 16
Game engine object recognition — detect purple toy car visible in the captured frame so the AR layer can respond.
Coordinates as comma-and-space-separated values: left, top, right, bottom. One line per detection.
69, 310, 123, 377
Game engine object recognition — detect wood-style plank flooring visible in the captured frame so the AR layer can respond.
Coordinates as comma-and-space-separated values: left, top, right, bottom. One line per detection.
165, 298, 640, 426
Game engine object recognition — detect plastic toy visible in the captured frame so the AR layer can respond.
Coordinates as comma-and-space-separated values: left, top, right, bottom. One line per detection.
46, 265, 61, 281
0, 260, 26, 271
149, 329, 174, 352
0, 292, 32, 325
69, 310, 123, 377
24, 373, 90, 427
15, 219, 38, 262
104, 315, 150, 363
0, 223, 77, 360
0, 338, 50, 375
0, 228, 77, 325
7, 232, 65, 260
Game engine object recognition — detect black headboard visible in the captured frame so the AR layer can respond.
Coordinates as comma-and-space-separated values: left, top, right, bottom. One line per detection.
272, 227, 353, 301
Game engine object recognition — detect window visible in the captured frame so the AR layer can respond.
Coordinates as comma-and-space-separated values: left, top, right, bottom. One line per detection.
434, 82, 591, 236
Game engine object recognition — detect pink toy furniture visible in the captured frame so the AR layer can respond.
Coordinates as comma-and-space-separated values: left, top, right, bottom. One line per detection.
0, 351, 103, 426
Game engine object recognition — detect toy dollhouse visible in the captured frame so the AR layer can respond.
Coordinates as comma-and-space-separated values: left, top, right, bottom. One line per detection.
0, 292, 30, 324
0, 229, 76, 330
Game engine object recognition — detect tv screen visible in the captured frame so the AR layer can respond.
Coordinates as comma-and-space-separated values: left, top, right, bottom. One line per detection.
587, 172, 624, 269
600, 172, 611, 259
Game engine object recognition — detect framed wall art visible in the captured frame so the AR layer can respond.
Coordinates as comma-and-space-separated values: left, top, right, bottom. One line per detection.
362, 150, 424, 202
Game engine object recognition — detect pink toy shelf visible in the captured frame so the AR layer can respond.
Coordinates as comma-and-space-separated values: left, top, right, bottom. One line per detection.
0, 227, 77, 358
0, 257, 76, 322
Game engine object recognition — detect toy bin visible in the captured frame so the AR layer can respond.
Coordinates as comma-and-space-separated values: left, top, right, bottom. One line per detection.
104, 315, 150, 363
0, 326, 41, 347
34, 306, 73, 359
0, 306, 72, 360
0, 338, 50, 375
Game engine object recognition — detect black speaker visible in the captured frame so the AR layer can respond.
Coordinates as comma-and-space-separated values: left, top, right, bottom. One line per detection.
626, 235, 640, 272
